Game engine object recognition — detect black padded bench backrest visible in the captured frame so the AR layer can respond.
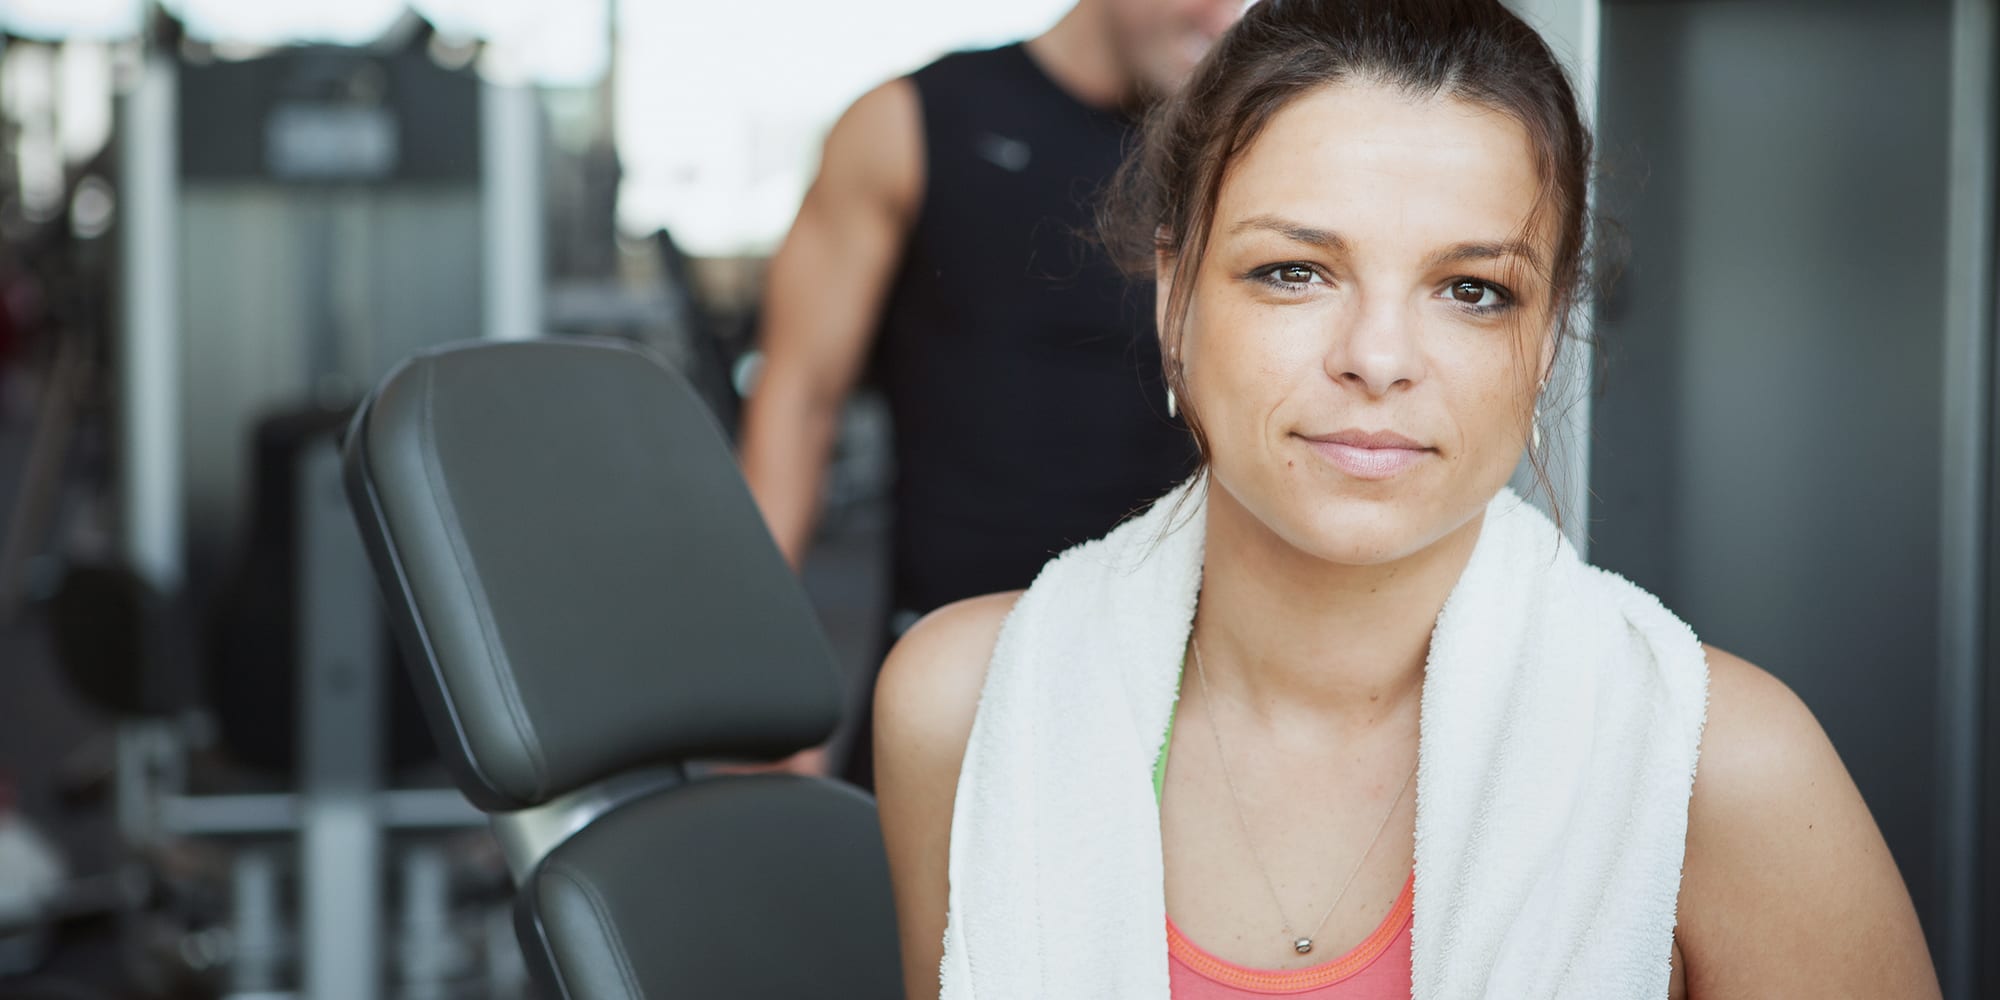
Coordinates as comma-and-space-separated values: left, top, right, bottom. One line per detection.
342, 339, 842, 810
343, 340, 902, 999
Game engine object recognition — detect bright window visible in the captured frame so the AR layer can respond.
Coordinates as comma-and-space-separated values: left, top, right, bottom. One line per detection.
614, 0, 1072, 256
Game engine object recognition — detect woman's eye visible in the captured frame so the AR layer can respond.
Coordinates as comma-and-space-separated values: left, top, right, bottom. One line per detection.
1254, 263, 1322, 289
1444, 279, 1509, 310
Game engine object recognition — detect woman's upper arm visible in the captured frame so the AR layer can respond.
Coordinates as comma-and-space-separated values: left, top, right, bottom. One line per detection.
1676, 645, 1940, 999
872, 591, 1019, 1000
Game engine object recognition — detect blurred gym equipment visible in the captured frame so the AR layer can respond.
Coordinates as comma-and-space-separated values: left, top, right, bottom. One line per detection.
14, 23, 547, 998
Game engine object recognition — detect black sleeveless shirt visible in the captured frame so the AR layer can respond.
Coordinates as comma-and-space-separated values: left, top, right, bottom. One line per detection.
873, 44, 1196, 615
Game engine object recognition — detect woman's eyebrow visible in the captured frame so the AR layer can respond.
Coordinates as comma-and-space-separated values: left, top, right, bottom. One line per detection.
1230, 215, 1542, 272
1427, 239, 1544, 270
1229, 213, 1348, 253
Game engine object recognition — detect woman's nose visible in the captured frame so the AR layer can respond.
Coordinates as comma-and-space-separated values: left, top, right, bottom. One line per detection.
1325, 297, 1422, 396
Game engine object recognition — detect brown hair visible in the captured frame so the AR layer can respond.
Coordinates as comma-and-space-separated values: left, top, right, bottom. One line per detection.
1101, 0, 1598, 514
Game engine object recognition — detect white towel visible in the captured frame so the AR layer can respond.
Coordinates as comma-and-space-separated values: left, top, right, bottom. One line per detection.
939, 481, 1709, 999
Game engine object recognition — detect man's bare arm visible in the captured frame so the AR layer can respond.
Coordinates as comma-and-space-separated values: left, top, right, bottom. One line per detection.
738, 79, 922, 565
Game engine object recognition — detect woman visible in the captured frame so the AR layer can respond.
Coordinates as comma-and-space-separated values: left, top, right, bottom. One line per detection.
874, 1, 1941, 998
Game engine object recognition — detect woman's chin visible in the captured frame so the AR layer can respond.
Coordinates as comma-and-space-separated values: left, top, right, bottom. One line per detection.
1266, 493, 1487, 569
1211, 469, 1490, 567
1257, 504, 1423, 566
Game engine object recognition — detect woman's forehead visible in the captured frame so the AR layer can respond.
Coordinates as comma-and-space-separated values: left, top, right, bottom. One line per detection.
1213, 81, 1550, 258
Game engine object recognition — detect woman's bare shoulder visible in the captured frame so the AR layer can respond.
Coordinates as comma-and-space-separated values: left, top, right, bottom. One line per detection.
872, 591, 1022, 776
872, 592, 1022, 1000
1692, 645, 1825, 794
1675, 645, 1938, 996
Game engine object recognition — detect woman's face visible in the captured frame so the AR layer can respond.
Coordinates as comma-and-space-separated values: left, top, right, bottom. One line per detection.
1162, 80, 1557, 565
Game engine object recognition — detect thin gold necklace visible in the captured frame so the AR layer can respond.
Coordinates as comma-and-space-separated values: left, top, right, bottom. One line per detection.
1188, 638, 1417, 956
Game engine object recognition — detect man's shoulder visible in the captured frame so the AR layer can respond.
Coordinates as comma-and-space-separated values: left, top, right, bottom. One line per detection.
907, 42, 1027, 86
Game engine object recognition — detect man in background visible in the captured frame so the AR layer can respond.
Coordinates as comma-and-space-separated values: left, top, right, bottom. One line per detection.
739, 0, 1243, 786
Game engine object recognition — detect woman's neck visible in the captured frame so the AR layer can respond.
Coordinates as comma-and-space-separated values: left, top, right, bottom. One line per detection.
1191, 485, 1483, 731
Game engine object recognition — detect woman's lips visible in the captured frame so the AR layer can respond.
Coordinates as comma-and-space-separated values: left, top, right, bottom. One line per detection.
1298, 430, 1434, 480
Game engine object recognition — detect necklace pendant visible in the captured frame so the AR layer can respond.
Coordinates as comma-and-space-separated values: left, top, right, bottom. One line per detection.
1294, 938, 1313, 955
